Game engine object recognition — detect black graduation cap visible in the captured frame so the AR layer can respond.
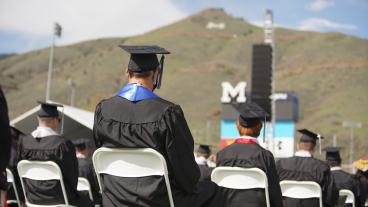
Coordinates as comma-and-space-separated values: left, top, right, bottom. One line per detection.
322, 146, 342, 162
37, 101, 63, 117
197, 144, 211, 155
119, 45, 170, 73
72, 138, 90, 150
233, 102, 269, 127
298, 129, 324, 143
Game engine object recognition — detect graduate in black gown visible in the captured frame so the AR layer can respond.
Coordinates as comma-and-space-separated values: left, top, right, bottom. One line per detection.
216, 102, 284, 207
276, 129, 338, 207
195, 145, 214, 181
17, 102, 93, 207
355, 158, 368, 206
72, 138, 101, 205
93, 45, 223, 207
323, 147, 362, 207
0, 86, 12, 203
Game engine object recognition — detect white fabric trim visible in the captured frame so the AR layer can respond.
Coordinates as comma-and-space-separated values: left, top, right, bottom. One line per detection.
76, 153, 87, 159
238, 136, 259, 144
31, 127, 58, 138
295, 150, 312, 157
330, 166, 342, 171
195, 156, 208, 166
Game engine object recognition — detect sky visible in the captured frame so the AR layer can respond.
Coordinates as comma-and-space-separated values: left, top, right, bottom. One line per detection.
0, 0, 367, 54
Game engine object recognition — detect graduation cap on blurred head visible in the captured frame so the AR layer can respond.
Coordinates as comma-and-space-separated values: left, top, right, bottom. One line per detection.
37, 101, 65, 134
197, 144, 211, 155
232, 102, 269, 141
298, 129, 324, 154
10, 126, 25, 140
119, 45, 170, 90
322, 146, 342, 163
72, 138, 90, 151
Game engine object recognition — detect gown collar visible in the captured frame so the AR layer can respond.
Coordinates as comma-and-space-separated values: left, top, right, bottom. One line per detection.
31, 126, 58, 138
295, 150, 313, 158
330, 166, 342, 171
195, 156, 208, 166
116, 83, 159, 102
234, 136, 259, 144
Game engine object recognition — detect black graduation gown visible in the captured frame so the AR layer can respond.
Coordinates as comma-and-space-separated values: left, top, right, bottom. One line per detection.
93, 96, 223, 207
17, 135, 93, 207
216, 142, 284, 207
198, 165, 213, 181
331, 169, 362, 207
276, 156, 338, 207
356, 170, 368, 207
0, 86, 11, 191
77, 157, 102, 205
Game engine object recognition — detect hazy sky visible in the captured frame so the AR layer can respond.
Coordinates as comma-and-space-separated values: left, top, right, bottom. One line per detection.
0, 0, 367, 53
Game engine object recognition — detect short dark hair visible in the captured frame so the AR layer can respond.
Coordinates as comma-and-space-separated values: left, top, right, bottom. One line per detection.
298, 140, 316, 151
128, 69, 156, 79
326, 160, 341, 167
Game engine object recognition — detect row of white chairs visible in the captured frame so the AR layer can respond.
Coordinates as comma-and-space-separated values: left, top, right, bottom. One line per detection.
7, 147, 366, 207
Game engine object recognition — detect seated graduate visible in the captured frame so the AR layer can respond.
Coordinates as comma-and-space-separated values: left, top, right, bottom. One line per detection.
93, 45, 223, 207
216, 102, 283, 207
276, 129, 338, 207
323, 147, 362, 207
355, 158, 368, 206
72, 138, 101, 205
7, 127, 26, 206
195, 144, 214, 181
17, 102, 93, 207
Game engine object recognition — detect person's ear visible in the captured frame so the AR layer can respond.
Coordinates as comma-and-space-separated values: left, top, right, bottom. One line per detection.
124, 68, 129, 77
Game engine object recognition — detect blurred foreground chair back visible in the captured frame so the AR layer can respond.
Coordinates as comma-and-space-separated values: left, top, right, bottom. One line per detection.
77, 177, 93, 201
280, 180, 323, 207
17, 160, 75, 207
6, 168, 21, 206
211, 167, 270, 207
339, 189, 355, 207
92, 147, 174, 207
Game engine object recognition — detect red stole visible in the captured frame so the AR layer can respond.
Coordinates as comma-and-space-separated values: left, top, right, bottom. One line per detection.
234, 138, 258, 145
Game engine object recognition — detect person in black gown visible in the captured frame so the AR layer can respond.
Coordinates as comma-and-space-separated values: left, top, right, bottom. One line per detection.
72, 138, 101, 205
93, 45, 223, 207
0, 86, 12, 205
356, 158, 368, 206
216, 102, 284, 207
17, 102, 93, 207
323, 147, 362, 207
276, 129, 338, 207
195, 144, 214, 181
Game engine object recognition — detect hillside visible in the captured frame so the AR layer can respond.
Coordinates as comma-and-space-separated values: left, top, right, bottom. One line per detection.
1, 8, 367, 161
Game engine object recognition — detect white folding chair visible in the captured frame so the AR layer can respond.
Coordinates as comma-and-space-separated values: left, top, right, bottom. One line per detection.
339, 189, 355, 207
0, 190, 5, 207
280, 180, 323, 207
77, 177, 93, 201
210, 167, 270, 207
92, 147, 175, 207
6, 168, 21, 206
17, 160, 75, 207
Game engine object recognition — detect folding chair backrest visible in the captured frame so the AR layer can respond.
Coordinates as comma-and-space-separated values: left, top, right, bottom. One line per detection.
339, 189, 355, 207
6, 168, 21, 206
280, 180, 323, 207
77, 177, 93, 200
211, 167, 270, 207
17, 160, 71, 207
92, 147, 174, 207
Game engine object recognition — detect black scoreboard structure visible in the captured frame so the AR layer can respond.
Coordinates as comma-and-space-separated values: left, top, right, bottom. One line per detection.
251, 44, 273, 121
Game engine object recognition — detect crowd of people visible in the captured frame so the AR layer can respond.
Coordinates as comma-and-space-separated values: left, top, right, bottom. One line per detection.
1, 44, 367, 207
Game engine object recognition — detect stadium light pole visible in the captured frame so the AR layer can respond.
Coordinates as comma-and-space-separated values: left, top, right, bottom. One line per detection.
342, 121, 362, 167
264, 9, 275, 152
45, 23, 62, 101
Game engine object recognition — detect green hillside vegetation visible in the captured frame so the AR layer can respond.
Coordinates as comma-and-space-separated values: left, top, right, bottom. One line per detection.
1, 8, 367, 161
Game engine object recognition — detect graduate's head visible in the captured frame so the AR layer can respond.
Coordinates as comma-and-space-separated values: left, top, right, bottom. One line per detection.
196, 145, 211, 159
73, 138, 89, 156
297, 129, 323, 154
233, 102, 267, 138
37, 102, 62, 130
120, 45, 170, 90
323, 147, 342, 167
